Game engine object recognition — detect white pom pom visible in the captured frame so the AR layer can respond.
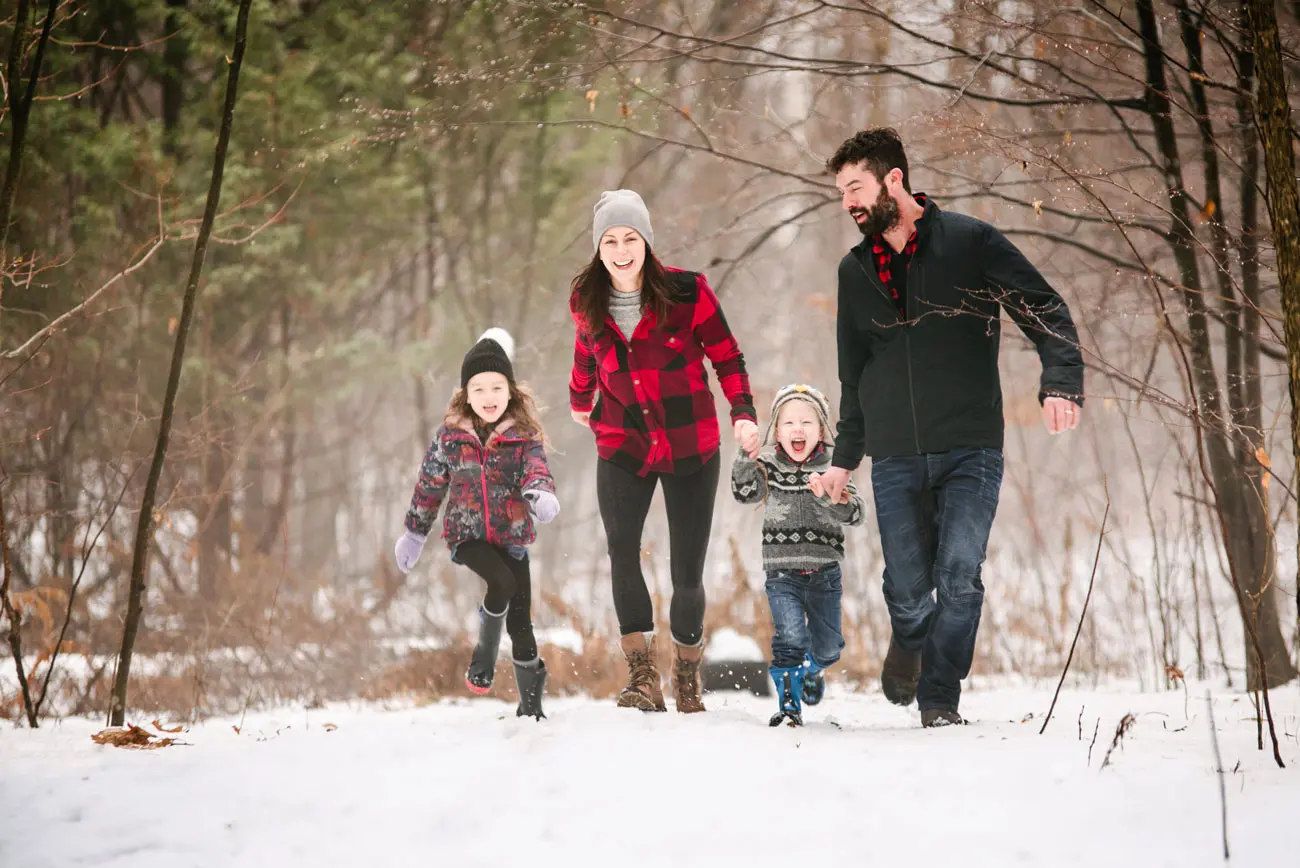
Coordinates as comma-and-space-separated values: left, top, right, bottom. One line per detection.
477, 327, 515, 360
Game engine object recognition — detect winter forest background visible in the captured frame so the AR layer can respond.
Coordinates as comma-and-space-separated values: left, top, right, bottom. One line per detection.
3, 0, 1300, 725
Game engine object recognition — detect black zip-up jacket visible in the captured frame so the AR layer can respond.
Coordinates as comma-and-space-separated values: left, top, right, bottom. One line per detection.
833, 199, 1084, 467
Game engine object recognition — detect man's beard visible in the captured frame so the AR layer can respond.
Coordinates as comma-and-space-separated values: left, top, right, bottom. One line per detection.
849, 187, 901, 237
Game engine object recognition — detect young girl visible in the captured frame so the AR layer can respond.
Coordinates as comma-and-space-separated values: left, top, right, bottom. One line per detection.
731, 384, 865, 726
393, 328, 560, 720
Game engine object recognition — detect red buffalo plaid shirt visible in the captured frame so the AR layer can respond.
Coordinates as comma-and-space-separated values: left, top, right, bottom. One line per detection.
570, 268, 756, 477
871, 193, 929, 318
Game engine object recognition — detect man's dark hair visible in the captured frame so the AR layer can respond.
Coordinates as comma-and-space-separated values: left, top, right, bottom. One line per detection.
826, 128, 911, 192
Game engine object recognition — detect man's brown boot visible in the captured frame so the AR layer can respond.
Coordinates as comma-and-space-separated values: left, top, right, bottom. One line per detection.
673, 641, 706, 713
617, 633, 667, 712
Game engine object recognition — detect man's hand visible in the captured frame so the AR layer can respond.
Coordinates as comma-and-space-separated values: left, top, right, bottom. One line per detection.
734, 419, 760, 458
571, 409, 591, 428
809, 472, 851, 504
1042, 396, 1081, 435
816, 466, 852, 504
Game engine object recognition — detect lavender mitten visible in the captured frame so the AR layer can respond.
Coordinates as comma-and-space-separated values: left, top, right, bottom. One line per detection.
394, 531, 428, 573
523, 490, 560, 524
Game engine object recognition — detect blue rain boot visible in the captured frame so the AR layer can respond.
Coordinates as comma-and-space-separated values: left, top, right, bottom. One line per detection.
802, 653, 827, 706
768, 666, 804, 727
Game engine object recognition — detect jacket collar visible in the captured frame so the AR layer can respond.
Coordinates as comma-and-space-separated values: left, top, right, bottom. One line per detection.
851, 193, 938, 256
446, 414, 518, 445
767, 443, 830, 469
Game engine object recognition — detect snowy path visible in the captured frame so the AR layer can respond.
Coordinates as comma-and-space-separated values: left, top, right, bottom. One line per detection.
2, 683, 1296, 867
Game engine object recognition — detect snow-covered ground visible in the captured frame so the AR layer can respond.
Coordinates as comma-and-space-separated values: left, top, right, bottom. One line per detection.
2, 680, 1296, 867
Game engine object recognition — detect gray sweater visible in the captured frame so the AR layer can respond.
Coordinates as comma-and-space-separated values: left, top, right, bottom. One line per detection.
731, 445, 866, 573
608, 289, 642, 340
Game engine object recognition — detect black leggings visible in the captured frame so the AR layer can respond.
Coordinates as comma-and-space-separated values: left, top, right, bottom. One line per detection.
454, 540, 537, 662
596, 453, 720, 646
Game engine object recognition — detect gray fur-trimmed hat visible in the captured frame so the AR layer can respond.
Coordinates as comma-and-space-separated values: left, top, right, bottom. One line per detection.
763, 383, 835, 447
592, 189, 654, 252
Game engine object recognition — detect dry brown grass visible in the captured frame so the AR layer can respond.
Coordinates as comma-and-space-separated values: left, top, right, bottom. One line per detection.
3, 532, 1144, 723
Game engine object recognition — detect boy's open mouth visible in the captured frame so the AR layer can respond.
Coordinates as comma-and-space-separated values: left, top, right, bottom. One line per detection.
789, 436, 807, 453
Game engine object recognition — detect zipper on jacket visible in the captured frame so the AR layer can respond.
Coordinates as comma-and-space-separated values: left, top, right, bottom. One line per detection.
471, 436, 494, 545
852, 249, 920, 452
903, 260, 922, 454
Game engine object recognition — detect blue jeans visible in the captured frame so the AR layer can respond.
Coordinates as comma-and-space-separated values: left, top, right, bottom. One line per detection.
765, 563, 845, 670
870, 448, 1003, 711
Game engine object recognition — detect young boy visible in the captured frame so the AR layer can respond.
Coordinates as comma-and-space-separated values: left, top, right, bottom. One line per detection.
731, 384, 865, 726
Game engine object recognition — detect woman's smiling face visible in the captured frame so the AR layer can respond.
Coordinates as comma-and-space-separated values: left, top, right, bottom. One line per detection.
598, 227, 646, 285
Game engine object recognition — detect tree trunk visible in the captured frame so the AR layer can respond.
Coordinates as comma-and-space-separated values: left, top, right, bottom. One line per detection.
161, 0, 189, 158
1135, 0, 1295, 689
1182, 0, 1290, 689
1244, 0, 1300, 667
109, 0, 254, 726
255, 301, 295, 556
197, 416, 232, 604
0, 0, 57, 332
0, 472, 38, 726
298, 409, 339, 578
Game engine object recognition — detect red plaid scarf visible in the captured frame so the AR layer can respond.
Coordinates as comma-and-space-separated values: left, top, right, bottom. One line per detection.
871, 193, 928, 318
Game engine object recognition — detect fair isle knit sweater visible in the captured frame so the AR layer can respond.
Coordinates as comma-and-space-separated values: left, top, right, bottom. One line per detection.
731, 444, 866, 572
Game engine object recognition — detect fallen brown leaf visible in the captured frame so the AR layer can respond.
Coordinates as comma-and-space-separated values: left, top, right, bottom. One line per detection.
323, 722, 338, 732
91, 724, 176, 750
152, 719, 184, 734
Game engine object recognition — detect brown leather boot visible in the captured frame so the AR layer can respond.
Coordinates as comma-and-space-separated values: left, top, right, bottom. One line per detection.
672, 641, 706, 713
617, 633, 666, 712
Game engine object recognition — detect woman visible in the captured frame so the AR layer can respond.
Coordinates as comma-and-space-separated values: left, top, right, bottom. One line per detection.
569, 189, 760, 713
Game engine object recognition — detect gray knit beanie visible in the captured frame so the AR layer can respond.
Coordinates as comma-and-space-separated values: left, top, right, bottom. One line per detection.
592, 189, 654, 252
764, 384, 835, 447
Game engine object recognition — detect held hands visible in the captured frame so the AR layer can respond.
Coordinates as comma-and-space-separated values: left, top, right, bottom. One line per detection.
524, 489, 560, 524
571, 409, 591, 428
814, 466, 853, 504
394, 531, 427, 574
809, 471, 852, 504
1042, 396, 1082, 435
734, 419, 760, 458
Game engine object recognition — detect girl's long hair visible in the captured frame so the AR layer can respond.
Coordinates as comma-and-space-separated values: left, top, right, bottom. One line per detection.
570, 244, 677, 334
445, 380, 549, 448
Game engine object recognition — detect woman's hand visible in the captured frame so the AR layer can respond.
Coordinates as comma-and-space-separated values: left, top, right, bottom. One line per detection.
734, 419, 760, 458
571, 409, 591, 428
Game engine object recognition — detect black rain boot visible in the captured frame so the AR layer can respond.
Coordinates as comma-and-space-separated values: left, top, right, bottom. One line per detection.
514, 657, 547, 720
465, 603, 507, 694
881, 636, 921, 707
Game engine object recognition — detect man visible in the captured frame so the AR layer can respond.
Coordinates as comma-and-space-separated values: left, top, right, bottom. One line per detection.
815, 128, 1084, 727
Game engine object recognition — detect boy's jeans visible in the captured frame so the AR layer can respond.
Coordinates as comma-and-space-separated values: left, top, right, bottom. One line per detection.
870, 447, 1004, 712
765, 563, 845, 670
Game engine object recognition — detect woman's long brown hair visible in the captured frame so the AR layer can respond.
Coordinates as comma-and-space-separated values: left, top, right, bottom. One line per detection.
445, 380, 550, 448
570, 244, 677, 334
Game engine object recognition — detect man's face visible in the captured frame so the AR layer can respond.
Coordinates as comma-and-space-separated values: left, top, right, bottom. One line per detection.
836, 162, 901, 237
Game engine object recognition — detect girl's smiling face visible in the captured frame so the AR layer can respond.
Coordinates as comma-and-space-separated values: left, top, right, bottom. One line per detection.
466, 372, 510, 424
775, 400, 822, 462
